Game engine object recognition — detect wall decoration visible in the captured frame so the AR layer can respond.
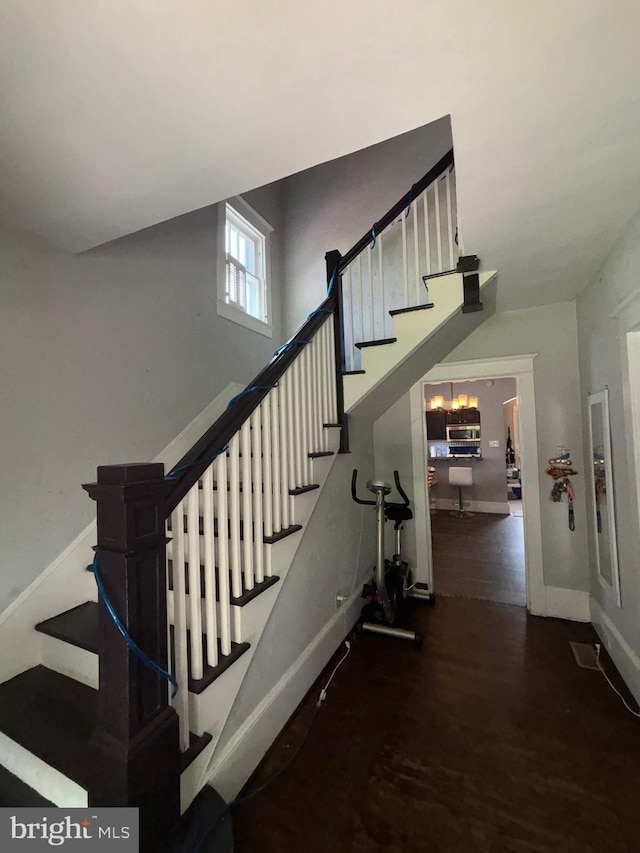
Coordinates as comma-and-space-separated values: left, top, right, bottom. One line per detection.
545, 451, 578, 531
587, 389, 621, 605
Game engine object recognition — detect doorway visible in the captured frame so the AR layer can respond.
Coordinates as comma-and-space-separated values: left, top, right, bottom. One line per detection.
409, 355, 546, 614
424, 377, 525, 606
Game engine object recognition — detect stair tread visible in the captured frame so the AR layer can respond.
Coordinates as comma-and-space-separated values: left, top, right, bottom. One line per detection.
0, 666, 97, 789
422, 268, 457, 280
355, 337, 397, 349
308, 451, 334, 459
168, 561, 280, 605
343, 369, 366, 375
389, 302, 435, 316
0, 763, 55, 807
35, 602, 99, 654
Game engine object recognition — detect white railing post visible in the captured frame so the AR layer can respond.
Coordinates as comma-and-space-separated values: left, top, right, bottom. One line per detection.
215, 452, 232, 656
240, 419, 254, 591
202, 466, 218, 668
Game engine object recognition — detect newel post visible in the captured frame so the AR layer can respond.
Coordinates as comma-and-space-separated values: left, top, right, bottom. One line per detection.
326, 249, 350, 453
83, 463, 180, 852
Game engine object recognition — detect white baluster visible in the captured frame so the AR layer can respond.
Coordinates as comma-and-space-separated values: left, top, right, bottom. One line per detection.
434, 176, 443, 274
170, 502, 190, 752
402, 213, 409, 309
228, 434, 242, 598
202, 466, 218, 668
284, 368, 297, 515
319, 320, 329, 449
292, 357, 304, 488
251, 408, 264, 584
346, 266, 355, 371
413, 199, 421, 305
357, 253, 364, 353
186, 486, 203, 680
270, 387, 282, 531
423, 188, 432, 279
328, 314, 338, 424
367, 245, 374, 340
377, 234, 384, 338
311, 337, 322, 454
240, 420, 254, 591
278, 375, 290, 530
445, 167, 455, 270
215, 453, 231, 656
303, 346, 314, 480
262, 395, 274, 537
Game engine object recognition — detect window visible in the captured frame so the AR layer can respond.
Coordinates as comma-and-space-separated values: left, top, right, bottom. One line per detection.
217, 198, 272, 336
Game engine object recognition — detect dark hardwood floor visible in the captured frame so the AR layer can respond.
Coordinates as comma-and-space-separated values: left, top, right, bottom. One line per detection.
233, 597, 640, 852
431, 511, 526, 606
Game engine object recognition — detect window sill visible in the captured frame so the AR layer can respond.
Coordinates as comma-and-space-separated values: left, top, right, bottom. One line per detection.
216, 300, 273, 338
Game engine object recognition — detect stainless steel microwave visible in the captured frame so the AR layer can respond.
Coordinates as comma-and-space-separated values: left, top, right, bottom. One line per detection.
446, 424, 481, 442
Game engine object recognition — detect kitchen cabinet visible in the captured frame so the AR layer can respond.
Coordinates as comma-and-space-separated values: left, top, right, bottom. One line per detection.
425, 410, 447, 440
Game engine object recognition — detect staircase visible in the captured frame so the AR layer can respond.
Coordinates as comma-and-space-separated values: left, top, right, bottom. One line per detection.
0, 146, 498, 848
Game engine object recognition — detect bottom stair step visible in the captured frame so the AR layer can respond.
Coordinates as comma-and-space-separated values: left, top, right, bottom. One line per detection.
0, 666, 96, 797
0, 763, 55, 807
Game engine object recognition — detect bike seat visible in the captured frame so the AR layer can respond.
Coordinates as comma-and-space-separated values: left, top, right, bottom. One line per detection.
385, 505, 413, 522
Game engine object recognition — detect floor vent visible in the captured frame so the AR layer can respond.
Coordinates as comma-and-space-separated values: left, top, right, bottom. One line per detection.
570, 641, 599, 670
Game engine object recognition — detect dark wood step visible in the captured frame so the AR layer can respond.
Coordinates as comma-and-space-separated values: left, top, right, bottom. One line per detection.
389, 302, 435, 316
308, 451, 334, 459
0, 763, 55, 807
323, 423, 342, 428
421, 268, 457, 281
354, 337, 397, 349
0, 666, 97, 790
343, 370, 366, 375
170, 629, 250, 695
169, 516, 302, 545
180, 731, 213, 773
35, 602, 99, 654
289, 483, 320, 496
168, 561, 280, 605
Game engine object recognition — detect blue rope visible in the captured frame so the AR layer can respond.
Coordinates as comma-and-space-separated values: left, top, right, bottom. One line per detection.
370, 223, 377, 250
91, 555, 179, 698
326, 265, 338, 296
227, 384, 278, 409
273, 339, 311, 358
307, 307, 333, 320
405, 183, 417, 218
167, 445, 229, 479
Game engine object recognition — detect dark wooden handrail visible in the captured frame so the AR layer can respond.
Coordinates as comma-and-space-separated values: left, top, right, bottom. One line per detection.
165, 146, 455, 513
165, 291, 337, 513
337, 148, 454, 273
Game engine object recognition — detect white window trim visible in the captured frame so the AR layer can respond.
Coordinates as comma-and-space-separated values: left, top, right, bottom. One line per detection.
217, 196, 274, 338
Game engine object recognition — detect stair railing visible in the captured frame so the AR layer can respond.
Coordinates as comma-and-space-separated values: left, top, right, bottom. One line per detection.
335, 149, 457, 371
82, 144, 463, 828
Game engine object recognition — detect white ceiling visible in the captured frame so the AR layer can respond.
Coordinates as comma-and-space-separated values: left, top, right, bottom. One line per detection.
2, 1, 640, 309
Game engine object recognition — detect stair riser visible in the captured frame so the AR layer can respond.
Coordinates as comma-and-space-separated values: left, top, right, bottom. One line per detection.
39, 634, 99, 690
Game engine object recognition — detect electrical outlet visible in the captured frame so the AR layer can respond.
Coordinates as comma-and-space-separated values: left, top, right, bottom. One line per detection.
335, 593, 347, 610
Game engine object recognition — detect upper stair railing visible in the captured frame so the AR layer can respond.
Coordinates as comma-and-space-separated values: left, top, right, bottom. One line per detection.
335, 149, 457, 371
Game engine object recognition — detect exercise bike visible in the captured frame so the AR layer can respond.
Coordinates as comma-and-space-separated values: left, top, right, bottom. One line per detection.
351, 469, 423, 646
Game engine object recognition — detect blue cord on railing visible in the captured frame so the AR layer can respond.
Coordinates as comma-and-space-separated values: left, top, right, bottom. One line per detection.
167, 445, 229, 479
326, 265, 338, 296
307, 307, 333, 320
370, 223, 377, 250
227, 384, 278, 409
273, 339, 311, 358
405, 183, 417, 218
91, 554, 179, 698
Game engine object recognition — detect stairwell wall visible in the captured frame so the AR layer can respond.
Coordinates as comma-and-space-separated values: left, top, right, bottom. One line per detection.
0, 184, 284, 615
280, 116, 453, 336
575, 203, 640, 701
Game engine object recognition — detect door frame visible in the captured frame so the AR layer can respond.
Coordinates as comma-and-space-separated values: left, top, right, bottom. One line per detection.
409, 354, 545, 614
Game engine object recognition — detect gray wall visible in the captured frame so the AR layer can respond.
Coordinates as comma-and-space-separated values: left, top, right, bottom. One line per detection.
576, 205, 640, 661
0, 183, 284, 613
441, 302, 589, 592
424, 377, 516, 506
281, 117, 453, 336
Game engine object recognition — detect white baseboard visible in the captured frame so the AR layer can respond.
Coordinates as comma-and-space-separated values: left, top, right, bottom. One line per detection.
0, 382, 244, 685
544, 587, 590, 622
433, 498, 511, 514
206, 587, 362, 801
0, 731, 87, 807
590, 598, 640, 706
